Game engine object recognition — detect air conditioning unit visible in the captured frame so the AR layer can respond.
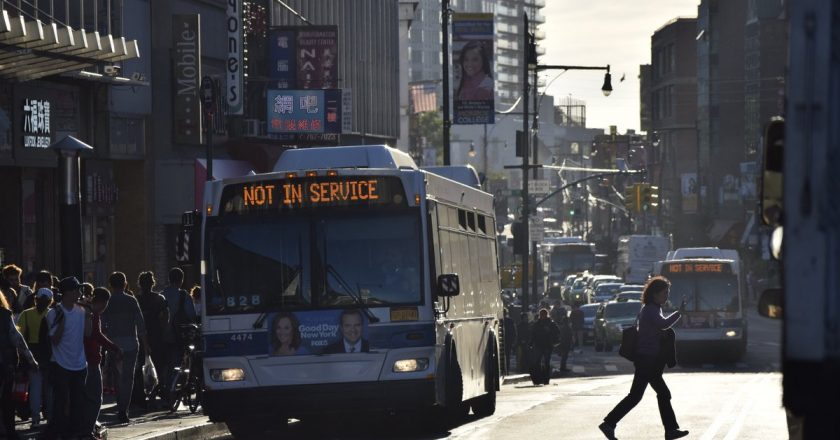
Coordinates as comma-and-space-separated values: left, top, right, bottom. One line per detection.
243, 119, 261, 137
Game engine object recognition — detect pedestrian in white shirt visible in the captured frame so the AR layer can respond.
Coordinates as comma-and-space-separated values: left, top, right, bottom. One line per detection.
45, 277, 92, 440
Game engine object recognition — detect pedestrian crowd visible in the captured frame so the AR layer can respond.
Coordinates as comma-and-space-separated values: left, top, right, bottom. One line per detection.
0, 264, 199, 440
502, 299, 578, 382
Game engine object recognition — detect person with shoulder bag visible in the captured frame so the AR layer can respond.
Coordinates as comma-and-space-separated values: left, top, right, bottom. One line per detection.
599, 276, 689, 440
0, 287, 38, 440
529, 308, 561, 385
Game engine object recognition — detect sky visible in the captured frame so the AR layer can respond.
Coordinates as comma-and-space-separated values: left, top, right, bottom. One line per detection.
540, 0, 700, 134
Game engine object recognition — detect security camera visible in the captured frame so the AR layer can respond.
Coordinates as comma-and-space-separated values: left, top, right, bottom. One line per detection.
103, 65, 120, 76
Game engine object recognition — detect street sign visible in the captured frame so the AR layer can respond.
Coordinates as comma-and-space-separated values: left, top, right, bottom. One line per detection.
529, 220, 544, 242
528, 179, 550, 195
201, 76, 215, 114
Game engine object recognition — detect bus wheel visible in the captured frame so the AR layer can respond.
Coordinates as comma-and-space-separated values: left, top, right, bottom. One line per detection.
445, 358, 469, 423
471, 342, 498, 417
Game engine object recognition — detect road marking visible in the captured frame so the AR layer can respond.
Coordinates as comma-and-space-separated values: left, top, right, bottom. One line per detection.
722, 376, 766, 440
699, 375, 764, 440
572, 365, 585, 373
604, 364, 618, 372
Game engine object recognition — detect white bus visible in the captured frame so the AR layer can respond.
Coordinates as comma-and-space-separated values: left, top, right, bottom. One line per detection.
615, 235, 672, 284
198, 146, 502, 436
654, 252, 747, 360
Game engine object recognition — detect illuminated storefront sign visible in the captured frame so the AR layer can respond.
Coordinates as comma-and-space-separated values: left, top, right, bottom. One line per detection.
266, 89, 341, 134
22, 98, 51, 148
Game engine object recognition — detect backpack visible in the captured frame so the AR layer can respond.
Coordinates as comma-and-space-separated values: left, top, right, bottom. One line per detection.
170, 289, 191, 344
36, 307, 63, 364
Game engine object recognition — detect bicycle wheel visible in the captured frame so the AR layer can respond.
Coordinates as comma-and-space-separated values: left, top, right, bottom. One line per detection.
186, 379, 201, 413
168, 372, 184, 412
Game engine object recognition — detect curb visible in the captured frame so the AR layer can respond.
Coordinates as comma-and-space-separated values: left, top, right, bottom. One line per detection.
502, 374, 532, 385
134, 422, 228, 440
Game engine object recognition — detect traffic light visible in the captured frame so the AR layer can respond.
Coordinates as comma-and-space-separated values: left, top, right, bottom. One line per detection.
511, 221, 528, 255
639, 184, 660, 212
624, 183, 640, 213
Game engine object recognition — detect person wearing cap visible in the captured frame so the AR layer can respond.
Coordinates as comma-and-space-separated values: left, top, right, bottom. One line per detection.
0, 284, 38, 440
16, 287, 55, 428
45, 276, 92, 440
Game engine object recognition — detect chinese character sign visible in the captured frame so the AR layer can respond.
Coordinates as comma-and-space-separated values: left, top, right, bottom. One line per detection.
267, 89, 342, 134
452, 13, 495, 125
269, 29, 296, 89
22, 98, 52, 148
268, 26, 338, 90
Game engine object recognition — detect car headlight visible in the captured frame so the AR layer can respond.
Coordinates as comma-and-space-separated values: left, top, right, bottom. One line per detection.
210, 368, 246, 382
393, 358, 429, 373
553, 282, 560, 287
724, 330, 739, 338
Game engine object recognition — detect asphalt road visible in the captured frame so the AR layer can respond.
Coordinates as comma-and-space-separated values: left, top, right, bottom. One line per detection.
214, 307, 786, 439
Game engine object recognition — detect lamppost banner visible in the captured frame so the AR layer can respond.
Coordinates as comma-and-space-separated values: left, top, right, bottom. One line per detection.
452, 13, 494, 125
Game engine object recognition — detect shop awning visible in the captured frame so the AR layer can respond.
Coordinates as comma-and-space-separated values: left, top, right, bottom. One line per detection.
0, 10, 139, 82
194, 159, 255, 211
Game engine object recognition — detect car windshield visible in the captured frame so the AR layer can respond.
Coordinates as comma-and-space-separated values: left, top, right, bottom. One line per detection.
605, 302, 642, 319
596, 283, 622, 296
205, 210, 422, 315
580, 305, 598, 318
666, 273, 740, 312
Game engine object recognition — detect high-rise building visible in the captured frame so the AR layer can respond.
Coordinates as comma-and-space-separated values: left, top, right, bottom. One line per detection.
646, 18, 699, 246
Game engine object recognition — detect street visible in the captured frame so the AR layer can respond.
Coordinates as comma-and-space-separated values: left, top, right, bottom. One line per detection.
211, 308, 784, 439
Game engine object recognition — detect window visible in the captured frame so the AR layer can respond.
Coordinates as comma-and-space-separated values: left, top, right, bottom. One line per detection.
478, 215, 487, 235
458, 209, 467, 230
467, 211, 476, 231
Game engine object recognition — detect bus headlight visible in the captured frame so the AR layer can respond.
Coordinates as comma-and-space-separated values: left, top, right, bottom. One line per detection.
210, 368, 246, 382
393, 358, 429, 373
724, 330, 739, 338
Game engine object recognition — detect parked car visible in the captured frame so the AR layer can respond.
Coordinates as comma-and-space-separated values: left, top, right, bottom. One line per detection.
594, 300, 642, 351
614, 291, 642, 302
592, 282, 623, 303
580, 303, 600, 344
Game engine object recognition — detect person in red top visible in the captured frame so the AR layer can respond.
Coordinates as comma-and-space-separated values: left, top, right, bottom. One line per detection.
83, 288, 122, 439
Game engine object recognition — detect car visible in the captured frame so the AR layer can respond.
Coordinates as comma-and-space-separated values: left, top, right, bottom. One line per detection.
568, 278, 591, 304
619, 284, 644, 293
592, 282, 623, 303
594, 300, 642, 352
614, 291, 642, 302
590, 275, 622, 291
560, 274, 578, 301
580, 303, 600, 344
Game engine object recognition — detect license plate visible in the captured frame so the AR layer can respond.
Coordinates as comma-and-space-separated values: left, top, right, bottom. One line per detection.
390, 307, 419, 322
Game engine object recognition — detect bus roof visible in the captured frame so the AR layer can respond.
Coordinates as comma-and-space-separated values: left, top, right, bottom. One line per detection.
273, 145, 418, 173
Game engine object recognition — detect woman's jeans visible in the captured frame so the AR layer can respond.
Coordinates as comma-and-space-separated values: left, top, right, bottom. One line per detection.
28, 368, 53, 423
604, 354, 679, 431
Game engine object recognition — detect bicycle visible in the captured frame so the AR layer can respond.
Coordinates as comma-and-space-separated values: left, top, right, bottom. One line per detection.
167, 323, 204, 413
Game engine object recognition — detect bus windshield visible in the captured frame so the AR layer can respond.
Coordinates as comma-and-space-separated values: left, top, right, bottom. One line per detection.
550, 247, 595, 273
205, 210, 422, 315
666, 273, 740, 312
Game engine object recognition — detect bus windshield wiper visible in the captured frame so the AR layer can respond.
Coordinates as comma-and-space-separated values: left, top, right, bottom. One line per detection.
326, 264, 380, 323
253, 265, 301, 329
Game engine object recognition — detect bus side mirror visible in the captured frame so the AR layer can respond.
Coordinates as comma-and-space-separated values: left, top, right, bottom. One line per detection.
437, 274, 460, 297
758, 288, 783, 319
760, 118, 784, 226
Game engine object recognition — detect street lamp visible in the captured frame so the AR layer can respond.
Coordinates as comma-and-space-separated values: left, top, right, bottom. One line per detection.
51, 135, 93, 279
601, 66, 613, 96
468, 141, 476, 158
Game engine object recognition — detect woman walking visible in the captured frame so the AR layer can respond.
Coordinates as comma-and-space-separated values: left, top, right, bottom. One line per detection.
599, 276, 689, 440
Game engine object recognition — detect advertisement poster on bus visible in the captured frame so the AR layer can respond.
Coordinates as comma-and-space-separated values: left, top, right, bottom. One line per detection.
452, 13, 494, 125
268, 309, 370, 356
266, 89, 342, 134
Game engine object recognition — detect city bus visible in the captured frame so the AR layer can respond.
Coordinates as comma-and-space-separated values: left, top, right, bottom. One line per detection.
655, 256, 747, 360
544, 240, 596, 294
198, 145, 502, 436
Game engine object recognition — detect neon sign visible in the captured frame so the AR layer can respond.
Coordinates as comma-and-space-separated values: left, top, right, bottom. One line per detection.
665, 263, 731, 274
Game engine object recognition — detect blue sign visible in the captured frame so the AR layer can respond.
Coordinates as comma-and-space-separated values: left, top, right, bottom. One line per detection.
268, 29, 296, 89
267, 89, 342, 134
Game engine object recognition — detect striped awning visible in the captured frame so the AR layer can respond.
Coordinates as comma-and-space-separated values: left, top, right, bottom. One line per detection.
0, 9, 139, 82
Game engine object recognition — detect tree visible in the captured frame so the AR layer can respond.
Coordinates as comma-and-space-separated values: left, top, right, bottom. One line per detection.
409, 111, 443, 165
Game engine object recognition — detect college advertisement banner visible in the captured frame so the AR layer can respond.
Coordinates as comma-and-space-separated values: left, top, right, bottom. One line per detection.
268, 310, 370, 356
266, 89, 342, 134
452, 13, 494, 125
268, 26, 338, 90
172, 14, 202, 145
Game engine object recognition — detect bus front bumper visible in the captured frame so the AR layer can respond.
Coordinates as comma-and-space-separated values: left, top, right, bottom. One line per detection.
203, 379, 436, 421
675, 328, 744, 342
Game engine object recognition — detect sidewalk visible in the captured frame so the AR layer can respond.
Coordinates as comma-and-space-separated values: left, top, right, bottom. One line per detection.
14, 396, 227, 440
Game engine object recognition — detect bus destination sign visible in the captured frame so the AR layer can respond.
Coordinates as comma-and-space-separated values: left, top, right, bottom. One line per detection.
220, 176, 407, 215
664, 262, 731, 274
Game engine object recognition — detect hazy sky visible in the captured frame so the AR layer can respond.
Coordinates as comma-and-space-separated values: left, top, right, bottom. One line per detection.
541, 0, 700, 133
